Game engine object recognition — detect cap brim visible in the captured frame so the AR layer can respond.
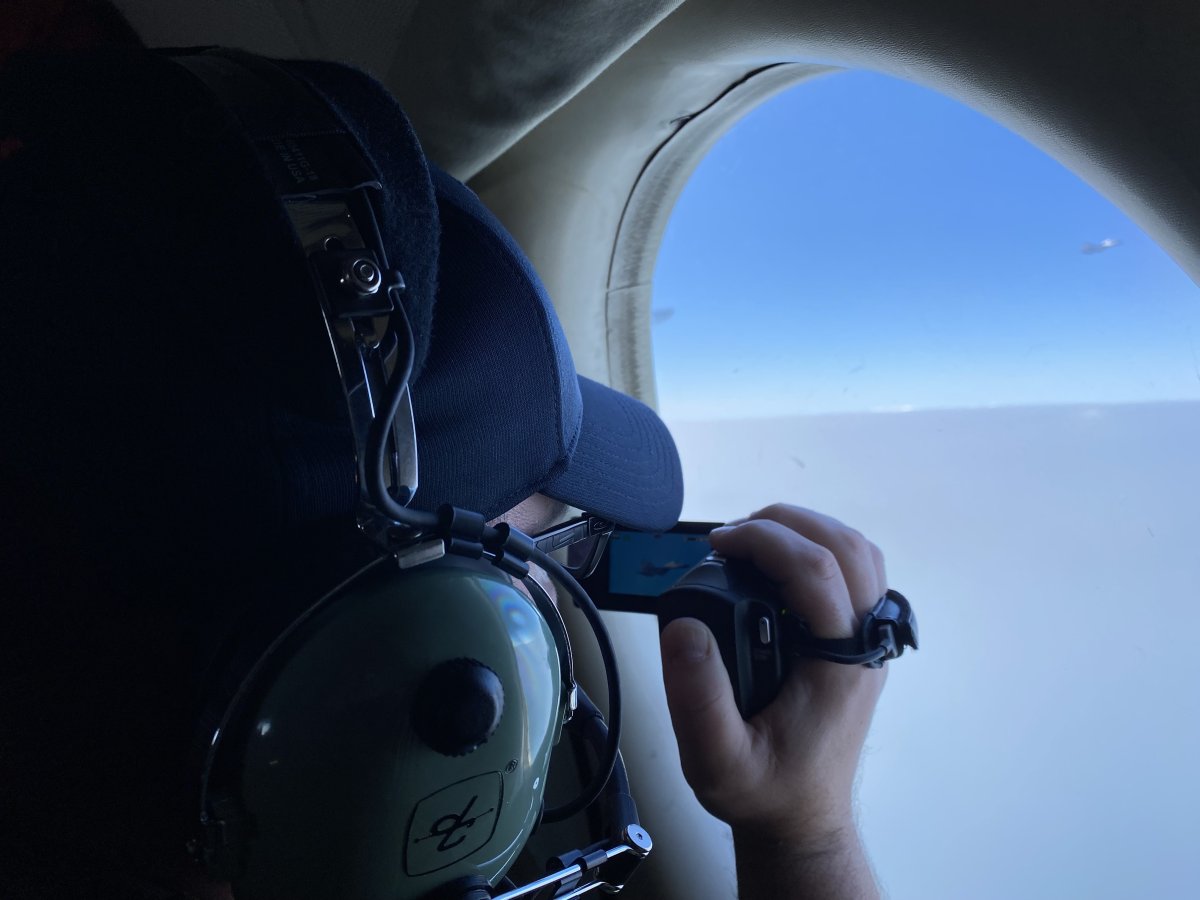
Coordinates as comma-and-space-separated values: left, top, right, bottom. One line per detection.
542, 376, 683, 532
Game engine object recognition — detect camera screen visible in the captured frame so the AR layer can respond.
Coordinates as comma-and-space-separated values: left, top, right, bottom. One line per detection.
607, 529, 714, 597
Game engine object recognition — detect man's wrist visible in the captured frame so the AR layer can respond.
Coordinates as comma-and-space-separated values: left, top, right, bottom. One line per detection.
732, 816, 856, 862
731, 818, 880, 900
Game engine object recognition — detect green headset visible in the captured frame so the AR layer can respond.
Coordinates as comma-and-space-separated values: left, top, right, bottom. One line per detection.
172, 49, 649, 900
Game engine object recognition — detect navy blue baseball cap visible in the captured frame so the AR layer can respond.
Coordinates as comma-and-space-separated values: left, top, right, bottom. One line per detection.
0, 47, 683, 548
269, 53, 685, 532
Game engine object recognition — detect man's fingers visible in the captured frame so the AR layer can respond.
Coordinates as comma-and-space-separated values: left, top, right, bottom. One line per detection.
728, 504, 886, 621
660, 618, 755, 803
708, 519, 856, 638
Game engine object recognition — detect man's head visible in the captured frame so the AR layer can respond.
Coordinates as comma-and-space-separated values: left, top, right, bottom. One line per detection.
0, 46, 679, 896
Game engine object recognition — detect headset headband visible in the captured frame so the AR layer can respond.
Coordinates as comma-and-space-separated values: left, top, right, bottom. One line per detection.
175, 49, 418, 524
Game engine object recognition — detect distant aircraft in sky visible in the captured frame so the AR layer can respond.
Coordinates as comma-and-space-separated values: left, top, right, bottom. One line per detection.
651, 307, 675, 325
1081, 238, 1121, 254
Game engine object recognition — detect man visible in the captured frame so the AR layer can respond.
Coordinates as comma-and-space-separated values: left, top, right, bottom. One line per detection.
0, 30, 888, 900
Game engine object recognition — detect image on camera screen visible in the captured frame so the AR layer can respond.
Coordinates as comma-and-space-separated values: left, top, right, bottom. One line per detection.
607, 530, 714, 597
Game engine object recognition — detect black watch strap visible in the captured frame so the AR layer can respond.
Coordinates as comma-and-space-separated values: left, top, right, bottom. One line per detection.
783, 589, 919, 668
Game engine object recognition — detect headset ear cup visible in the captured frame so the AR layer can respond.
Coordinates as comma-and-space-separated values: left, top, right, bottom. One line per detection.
207, 554, 565, 897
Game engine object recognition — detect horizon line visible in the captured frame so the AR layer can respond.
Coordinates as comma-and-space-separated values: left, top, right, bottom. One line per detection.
660, 396, 1200, 424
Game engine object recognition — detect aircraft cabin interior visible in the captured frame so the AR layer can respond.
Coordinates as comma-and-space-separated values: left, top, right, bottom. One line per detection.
4, 1, 1198, 898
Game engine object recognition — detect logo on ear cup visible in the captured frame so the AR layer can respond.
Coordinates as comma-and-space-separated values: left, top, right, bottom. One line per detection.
413, 794, 495, 852
405, 772, 504, 875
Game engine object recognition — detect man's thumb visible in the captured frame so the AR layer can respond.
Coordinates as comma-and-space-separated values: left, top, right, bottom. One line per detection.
660, 617, 752, 797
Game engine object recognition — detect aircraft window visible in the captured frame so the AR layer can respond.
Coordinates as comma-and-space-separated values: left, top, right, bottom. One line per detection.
652, 70, 1199, 899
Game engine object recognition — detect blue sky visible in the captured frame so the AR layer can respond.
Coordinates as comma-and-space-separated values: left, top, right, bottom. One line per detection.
652, 69, 1200, 419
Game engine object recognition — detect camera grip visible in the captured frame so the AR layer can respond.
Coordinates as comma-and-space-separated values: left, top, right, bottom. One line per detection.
657, 557, 786, 719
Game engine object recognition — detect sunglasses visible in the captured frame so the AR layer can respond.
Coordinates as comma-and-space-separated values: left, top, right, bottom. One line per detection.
530, 514, 615, 579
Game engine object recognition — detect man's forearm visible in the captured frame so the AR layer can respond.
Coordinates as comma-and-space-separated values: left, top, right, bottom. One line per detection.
733, 823, 881, 900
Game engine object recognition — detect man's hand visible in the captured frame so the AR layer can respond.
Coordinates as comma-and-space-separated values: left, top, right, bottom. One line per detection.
659, 503, 888, 898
